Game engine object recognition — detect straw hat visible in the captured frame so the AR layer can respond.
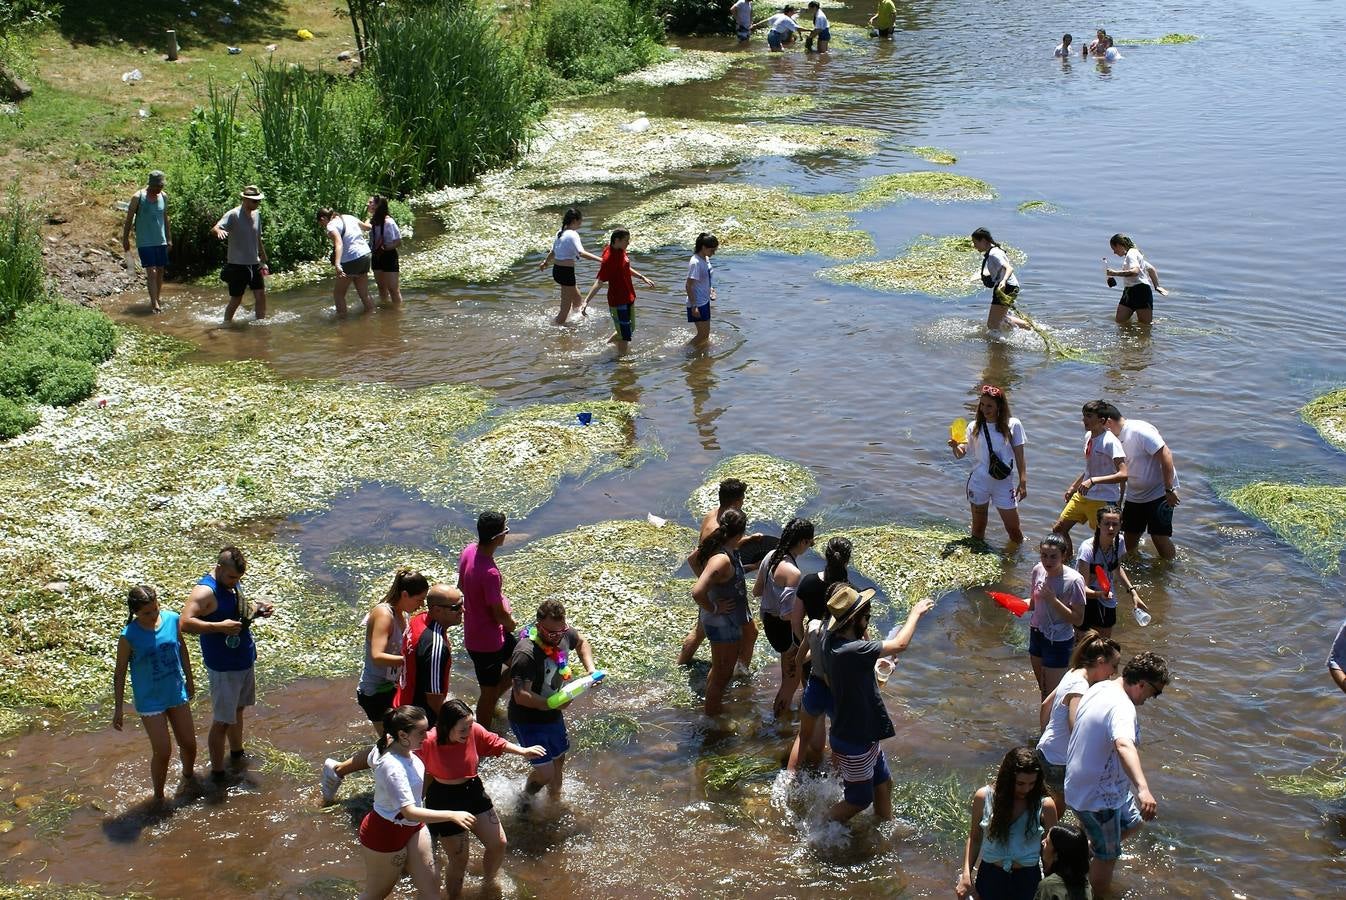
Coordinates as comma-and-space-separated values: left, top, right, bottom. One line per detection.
826, 584, 876, 633
239, 185, 265, 200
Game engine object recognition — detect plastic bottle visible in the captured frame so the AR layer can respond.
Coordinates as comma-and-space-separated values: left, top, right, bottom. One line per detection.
547, 669, 606, 708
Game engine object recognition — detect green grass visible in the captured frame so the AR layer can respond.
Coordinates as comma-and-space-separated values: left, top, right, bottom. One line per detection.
530, 0, 668, 95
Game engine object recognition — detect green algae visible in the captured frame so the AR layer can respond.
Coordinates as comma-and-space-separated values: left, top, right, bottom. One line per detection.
686, 453, 820, 525
1263, 764, 1346, 800
890, 772, 972, 839
1221, 482, 1346, 574
613, 184, 874, 260
822, 525, 1001, 612
716, 92, 820, 120
569, 711, 641, 753
1122, 33, 1199, 44
801, 172, 996, 213
436, 400, 655, 518
1017, 200, 1060, 215
400, 107, 881, 283
497, 518, 699, 679
327, 545, 461, 600
902, 146, 957, 165
617, 49, 739, 87
818, 235, 1025, 299
0, 885, 150, 900
702, 754, 780, 792
1301, 390, 1346, 454
250, 739, 315, 780
994, 292, 1100, 363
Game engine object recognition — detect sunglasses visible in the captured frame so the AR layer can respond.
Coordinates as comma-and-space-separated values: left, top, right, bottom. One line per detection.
433, 602, 464, 612
980, 385, 1003, 397
538, 623, 567, 638
1149, 681, 1164, 697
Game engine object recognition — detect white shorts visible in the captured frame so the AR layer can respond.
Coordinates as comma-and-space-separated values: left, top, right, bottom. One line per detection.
967, 469, 1017, 510
206, 666, 257, 724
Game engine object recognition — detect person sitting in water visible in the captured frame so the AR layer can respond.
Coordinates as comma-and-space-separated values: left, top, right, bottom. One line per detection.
1054, 33, 1073, 57
753, 5, 805, 52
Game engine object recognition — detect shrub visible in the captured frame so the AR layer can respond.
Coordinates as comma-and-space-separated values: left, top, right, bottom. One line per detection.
11, 300, 118, 362
531, 0, 667, 92
0, 189, 47, 325
32, 355, 96, 406
656, 0, 732, 35
0, 395, 37, 440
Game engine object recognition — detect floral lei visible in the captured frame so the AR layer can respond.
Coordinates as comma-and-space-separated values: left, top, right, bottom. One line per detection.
521, 624, 574, 682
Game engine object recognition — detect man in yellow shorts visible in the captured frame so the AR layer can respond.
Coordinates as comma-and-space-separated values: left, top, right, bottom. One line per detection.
1053, 400, 1128, 554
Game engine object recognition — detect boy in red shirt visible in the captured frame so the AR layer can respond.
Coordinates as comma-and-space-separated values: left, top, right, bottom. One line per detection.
580, 228, 654, 354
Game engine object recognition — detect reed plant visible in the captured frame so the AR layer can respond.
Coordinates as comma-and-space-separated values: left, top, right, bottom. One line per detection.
0, 187, 46, 324
529, 0, 667, 94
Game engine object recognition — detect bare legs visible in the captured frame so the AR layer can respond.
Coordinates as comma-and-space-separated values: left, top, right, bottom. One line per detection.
442, 809, 509, 899
207, 706, 245, 776
1114, 303, 1153, 325
970, 502, 1024, 544
144, 266, 165, 312
704, 640, 738, 716
223, 288, 266, 323
335, 273, 375, 317
142, 703, 197, 800
374, 270, 402, 305
553, 285, 582, 325
359, 827, 438, 900
524, 754, 565, 801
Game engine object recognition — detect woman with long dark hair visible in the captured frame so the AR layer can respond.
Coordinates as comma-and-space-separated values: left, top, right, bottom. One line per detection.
685, 232, 719, 346
957, 746, 1059, 900
367, 195, 402, 306
753, 517, 814, 717
322, 569, 430, 805
1034, 823, 1093, 899
971, 227, 1030, 332
787, 536, 852, 771
691, 507, 749, 716
950, 383, 1028, 545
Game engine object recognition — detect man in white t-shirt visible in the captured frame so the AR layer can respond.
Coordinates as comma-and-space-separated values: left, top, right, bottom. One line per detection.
1053, 400, 1127, 554
1106, 411, 1180, 560
1065, 651, 1169, 897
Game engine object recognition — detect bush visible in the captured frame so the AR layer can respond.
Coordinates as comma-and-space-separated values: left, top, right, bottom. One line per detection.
656, 0, 731, 35
0, 395, 37, 440
11, 300, 117, 361
32, 355, 96, 406
0, 189, 47, 325
531, 0, 667, 92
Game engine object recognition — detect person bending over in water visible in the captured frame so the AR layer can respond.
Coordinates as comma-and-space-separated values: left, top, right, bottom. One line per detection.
580, 228, 654, 355
1104, 233, 1168, 325
1035, 631, 1121, 811
1054, 33, 1072, 57
971, 228, 1031, 332
956, 747, 1059, 900
685, 232, 719, 346
754, 5, 804, 52
113, 585, 198, 804
540, 207, 602, 325
950, 383, 1028, 546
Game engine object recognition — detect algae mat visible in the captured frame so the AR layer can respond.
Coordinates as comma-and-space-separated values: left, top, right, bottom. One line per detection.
497, 519, 699, 679
687, 454, 820, 526
823, 524, 1001, 611
618, 49, 740, 87
1219, 482, 1346, 574
1301, 390, 1346, 453
401, 108, 881, 283
819, 235, 1026, 299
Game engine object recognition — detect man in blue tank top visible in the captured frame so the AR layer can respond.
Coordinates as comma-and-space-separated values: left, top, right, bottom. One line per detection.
180, 546, 273, 781
120, 170, 172, 313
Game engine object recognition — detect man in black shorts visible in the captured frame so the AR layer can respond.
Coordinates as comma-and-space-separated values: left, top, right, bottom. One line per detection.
1106, 410, 1180, 560
212, 185, 269, 323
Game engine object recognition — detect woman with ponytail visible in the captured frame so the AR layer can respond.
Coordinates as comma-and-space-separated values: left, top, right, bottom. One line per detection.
366, 195, 402, 306
753, 517, 814, 717
539, 207, 602, 325
971, 227, 1031, 332
691, 507, 749, 716
359, 705, 475, 900
322, 569, 430, 805
112, 584, 198, 803
685, 232, 719, 346
787, 537, 854, 771
1104, 233, 1167, 325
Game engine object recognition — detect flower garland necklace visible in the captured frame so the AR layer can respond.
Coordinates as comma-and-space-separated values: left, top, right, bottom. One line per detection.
521, 624, 574, 681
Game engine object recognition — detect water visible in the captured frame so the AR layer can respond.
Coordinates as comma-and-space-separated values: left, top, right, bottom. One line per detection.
7, 0, 1346, 895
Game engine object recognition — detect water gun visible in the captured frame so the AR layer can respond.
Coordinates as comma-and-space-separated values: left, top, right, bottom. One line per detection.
1093, 564, 1112, 598
989, 591, 1029, 617
547, 669, 606, 709
950, 417, 968, 444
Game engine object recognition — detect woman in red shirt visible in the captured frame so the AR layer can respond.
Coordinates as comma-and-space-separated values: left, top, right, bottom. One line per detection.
417, 699, 544, 898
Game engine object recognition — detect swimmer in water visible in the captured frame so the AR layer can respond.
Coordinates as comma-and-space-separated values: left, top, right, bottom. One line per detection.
1055, 33, 1072, 57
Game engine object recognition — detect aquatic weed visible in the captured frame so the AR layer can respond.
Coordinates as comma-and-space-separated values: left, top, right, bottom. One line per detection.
1219, 481, 1346, 574
823, 524, 1002, 612
327, 545, 461, 599
1262, 765, 1346, 800
801, 172, 996, 212
569, 712, 641, 753
902, 146, 958, 166
249, 739, 315, 781
1016, 200, 1060, 214
1301, 390, 1346, 453
715, 92, 820, 120
889, 772, 972, 839
818, 235, 1025, 299
686, 453, 819, 525
702, 754, 780, 792
617, 49, 739, 87
1120, 33, 1199, 45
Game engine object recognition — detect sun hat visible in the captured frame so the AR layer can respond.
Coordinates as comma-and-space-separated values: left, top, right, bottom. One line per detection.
240, 185, 266, 201
826, 584, 876, 633
147, 170, 165, 187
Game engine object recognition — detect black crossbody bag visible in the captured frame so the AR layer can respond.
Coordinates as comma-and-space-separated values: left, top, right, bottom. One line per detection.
983, 425, 1013, 480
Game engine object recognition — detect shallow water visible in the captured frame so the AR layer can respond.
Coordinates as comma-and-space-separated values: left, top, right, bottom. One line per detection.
8, 0, 1346, 895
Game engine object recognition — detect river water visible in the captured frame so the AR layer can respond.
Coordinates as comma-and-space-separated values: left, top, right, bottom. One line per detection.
6, 0, 1346, 896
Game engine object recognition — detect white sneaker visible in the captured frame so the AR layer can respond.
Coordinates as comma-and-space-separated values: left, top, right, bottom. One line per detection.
735, 661, 751, 678
321, 758, 343, 805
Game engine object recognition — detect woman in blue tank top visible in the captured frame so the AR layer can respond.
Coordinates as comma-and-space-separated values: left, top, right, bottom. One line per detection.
957, 746, 1059, 900
112, 585, 198, 803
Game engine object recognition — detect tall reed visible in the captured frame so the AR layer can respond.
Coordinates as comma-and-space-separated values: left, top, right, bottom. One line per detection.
365, 2, 544, 190
0, 189, 47, 324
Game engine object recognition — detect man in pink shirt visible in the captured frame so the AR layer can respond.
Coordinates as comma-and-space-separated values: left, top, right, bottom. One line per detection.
460, 510, 517, 729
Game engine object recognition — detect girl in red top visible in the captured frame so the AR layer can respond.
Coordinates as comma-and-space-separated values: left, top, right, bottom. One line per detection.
417, 699, 544, 898
579, 228, 655, 354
